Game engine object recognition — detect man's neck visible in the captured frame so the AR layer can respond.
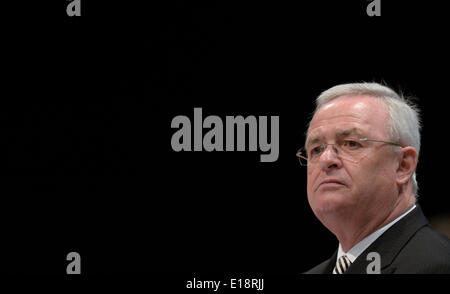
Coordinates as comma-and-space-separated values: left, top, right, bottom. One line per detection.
337, 204, 416, 262
329, 197, 416, 252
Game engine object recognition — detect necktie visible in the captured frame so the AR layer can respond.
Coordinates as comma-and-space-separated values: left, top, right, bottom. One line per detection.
333, 255, 352, 274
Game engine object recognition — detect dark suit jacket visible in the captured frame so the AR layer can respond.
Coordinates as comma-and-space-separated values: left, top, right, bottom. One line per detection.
304, 206, 450, 274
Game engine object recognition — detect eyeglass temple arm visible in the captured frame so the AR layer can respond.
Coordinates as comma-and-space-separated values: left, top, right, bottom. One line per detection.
296, 150, 308, 160
359, 138, 403, 147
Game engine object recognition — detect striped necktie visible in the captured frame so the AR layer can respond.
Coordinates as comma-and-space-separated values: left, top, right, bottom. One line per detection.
333, 255, 352, 274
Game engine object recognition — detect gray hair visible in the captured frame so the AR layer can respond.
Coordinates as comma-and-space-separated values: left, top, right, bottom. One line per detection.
311, 82, 421, 197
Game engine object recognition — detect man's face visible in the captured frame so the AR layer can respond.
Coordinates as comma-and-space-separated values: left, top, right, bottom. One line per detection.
306, 95, 400, 220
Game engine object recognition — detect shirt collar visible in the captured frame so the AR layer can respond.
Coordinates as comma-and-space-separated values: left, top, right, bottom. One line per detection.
337, 204, 416, 263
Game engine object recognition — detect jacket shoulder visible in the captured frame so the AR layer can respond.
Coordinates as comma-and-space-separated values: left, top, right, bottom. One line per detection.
392, 225, 450, 273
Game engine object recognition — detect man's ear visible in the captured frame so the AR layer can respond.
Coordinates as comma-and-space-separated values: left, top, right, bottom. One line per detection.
396, 147, 418, 186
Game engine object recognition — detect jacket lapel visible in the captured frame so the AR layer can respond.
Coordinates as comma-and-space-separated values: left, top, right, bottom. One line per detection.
345, 206, 428, 274
323, 250, 338, 274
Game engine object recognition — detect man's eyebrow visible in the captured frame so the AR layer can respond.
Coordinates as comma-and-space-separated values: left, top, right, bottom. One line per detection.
305, 136, 322, 149
305, 128, 364, 148
336, 128, 364, 137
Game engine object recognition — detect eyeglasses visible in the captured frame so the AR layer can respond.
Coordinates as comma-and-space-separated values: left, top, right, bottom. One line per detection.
296, 138, 403, 166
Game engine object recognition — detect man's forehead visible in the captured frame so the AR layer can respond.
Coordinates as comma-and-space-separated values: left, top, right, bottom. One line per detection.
317, 95, 387, 117
306, 95, 389, 139
315, 97, 383, 120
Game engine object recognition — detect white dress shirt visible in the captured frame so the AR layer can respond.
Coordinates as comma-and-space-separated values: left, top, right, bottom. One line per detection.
336, 205, 416, 263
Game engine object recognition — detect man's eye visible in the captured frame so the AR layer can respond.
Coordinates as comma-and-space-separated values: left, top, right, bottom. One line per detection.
343, 140, 361, 149
310, 146, 322, 156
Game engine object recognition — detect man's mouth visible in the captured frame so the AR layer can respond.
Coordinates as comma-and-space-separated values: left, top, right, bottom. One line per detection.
316, 179, 346, 191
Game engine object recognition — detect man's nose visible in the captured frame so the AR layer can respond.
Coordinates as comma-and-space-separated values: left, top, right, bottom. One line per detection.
319, 145, 342, 170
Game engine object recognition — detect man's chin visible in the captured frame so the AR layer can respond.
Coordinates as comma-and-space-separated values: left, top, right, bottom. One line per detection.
310, 191, 351, 214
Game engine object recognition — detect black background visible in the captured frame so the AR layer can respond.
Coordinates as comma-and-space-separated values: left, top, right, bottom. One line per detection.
2, 0, 449, 278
